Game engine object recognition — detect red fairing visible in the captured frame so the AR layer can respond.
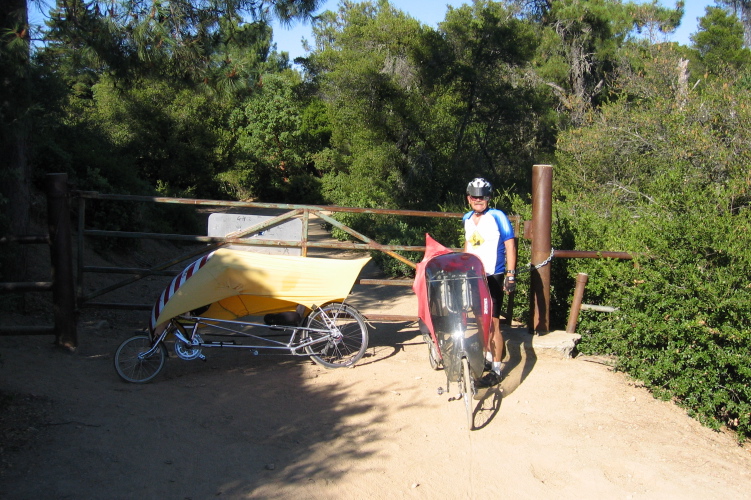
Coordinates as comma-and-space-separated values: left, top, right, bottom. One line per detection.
413, 235, 493, 354
412, 234, 453, 350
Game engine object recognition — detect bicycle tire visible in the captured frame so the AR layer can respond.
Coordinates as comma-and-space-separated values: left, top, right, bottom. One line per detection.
427, 338, 442, 370
114, 335, 167, 383
461, 357, 474, 430
303, 303, 368, 368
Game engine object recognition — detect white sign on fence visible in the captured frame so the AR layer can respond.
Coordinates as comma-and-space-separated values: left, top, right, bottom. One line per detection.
207, 213, 302, 255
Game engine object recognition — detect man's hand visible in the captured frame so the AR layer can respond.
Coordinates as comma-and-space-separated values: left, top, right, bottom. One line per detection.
503, 275, 516, 293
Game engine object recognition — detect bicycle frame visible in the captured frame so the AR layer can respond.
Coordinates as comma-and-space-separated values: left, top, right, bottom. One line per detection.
116, 251, 373, 384
115, 302, 369, 383
167, 313, 340, 358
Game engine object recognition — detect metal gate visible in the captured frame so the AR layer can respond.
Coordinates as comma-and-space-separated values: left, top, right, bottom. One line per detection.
2, 173, 523, 348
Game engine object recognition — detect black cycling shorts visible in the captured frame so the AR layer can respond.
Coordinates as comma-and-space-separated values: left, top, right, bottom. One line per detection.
487, 273, 505, 319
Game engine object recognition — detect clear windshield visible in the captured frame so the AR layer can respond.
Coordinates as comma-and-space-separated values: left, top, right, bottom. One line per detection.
425, 254, 487, 383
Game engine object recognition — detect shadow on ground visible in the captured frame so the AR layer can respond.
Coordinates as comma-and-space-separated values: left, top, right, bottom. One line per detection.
0, 318, 442, 498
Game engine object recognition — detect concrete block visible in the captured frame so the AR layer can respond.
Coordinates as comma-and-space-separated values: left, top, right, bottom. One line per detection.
504, 327, 581, 359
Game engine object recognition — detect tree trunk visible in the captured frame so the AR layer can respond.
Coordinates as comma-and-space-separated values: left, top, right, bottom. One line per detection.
742, 1, 751, 47
1, 0, 32, 283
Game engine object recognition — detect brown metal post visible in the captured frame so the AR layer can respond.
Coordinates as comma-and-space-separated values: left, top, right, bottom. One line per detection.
47, 173, 77, 349
529, 164, 553, 334
566, 273, 589, 333
503, 235, 518, 325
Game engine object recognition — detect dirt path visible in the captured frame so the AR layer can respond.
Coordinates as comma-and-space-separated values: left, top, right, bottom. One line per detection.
2, 292, 751, 498
2, 235, 751, 499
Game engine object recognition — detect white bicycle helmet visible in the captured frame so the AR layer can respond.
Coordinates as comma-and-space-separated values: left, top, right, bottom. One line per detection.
466, 178, 492, 197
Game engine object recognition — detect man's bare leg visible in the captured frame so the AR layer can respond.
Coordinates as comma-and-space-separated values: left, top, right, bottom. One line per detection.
477, 317, 504, 391
490, 317, 504, 363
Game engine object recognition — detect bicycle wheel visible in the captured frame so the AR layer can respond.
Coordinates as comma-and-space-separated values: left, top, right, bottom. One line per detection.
114, 335, 167, 383
303, 303, 368, 368
427, 337, 442, 370
461, 357, 474, 430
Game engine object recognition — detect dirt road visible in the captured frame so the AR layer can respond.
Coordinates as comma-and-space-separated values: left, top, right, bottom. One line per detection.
2, 292, 751, 498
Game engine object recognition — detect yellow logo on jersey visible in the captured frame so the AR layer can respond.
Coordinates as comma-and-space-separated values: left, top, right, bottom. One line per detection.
468, 230, 484, 248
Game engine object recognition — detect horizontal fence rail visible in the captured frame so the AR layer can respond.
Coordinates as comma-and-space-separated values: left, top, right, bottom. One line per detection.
76, 192, 469, 218
1, 170, 637, 347
75, 191, 518, 323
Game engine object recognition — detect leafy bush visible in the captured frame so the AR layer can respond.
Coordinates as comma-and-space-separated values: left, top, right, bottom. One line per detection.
566, 202, 751, 440
552, 53, 751, 440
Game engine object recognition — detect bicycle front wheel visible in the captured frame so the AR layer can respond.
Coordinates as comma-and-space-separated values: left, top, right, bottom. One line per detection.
304, 303, 368, 368
427, 338, 442, 370
114, 335, 167, 383
461, 357, 474, 430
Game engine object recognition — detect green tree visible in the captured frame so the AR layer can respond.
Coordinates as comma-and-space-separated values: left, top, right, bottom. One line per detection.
427, 1, 554, 195
691, 6, 751, 75
308, 0, 554, 211
43, 0, 321, 89
526, 0, 683, 125
91, 77, 229, 197
300, 0, 556, 274
715, 0, 751, 46
554, 42, 751, 439
6, 0, 322, 204
308, 0, 428, 209
29, 0, 323, 201
1, 0, 32, 283
224, 71, 325, 203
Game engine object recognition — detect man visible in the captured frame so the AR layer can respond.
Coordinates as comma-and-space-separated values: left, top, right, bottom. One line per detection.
463, 177, 517, 388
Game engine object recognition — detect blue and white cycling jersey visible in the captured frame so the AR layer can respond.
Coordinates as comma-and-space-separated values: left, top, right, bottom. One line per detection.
463, 208, 515, 276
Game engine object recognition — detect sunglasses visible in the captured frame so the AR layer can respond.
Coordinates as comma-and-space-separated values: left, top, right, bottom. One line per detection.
468, 195, 489, 201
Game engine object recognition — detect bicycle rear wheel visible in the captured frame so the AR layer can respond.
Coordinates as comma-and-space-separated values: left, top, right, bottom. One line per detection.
114, 335, 167, 383
304, 303, 368, 368
461, 357, 474, 430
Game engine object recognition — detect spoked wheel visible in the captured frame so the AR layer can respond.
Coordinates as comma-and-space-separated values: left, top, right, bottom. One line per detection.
303, 303, 368, 368
461, 357, 475, 430
114, 335, 167, 383
427, 337, 442, 370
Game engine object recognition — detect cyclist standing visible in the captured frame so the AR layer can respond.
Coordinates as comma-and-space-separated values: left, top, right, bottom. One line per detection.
463, 178, 517, 388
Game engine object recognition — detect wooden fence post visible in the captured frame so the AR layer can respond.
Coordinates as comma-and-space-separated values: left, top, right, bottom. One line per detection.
566, 273, 589, 333
47, 173, 77, 349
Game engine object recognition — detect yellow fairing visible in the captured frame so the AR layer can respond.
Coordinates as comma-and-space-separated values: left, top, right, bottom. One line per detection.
153, 249, 370, 330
